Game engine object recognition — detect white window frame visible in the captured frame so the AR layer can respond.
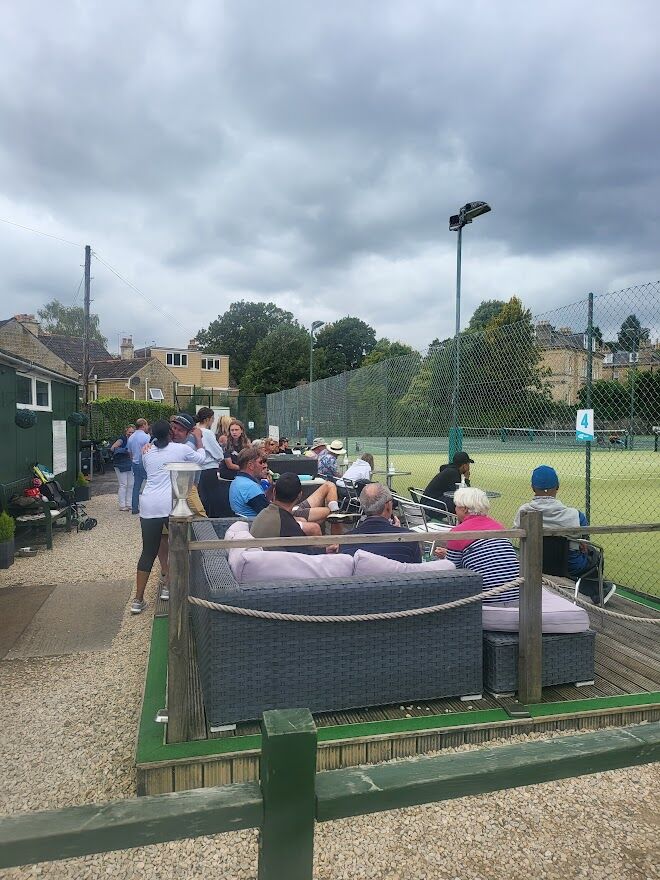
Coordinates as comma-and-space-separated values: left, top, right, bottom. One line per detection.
149, 387, 165, 400
16, 372, 52, 411
201, 357, 221, 371
166, 352, 188, 367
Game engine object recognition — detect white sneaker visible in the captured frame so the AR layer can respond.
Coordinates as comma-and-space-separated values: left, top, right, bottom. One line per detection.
159, 588, 169, 601
131, 599, 147, 614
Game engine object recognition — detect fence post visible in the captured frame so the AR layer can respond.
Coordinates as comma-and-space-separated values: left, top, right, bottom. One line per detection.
167, 516, 191, 743
585, 292, 593, 521
258, 708, 317, 880
518, 511, 543, 704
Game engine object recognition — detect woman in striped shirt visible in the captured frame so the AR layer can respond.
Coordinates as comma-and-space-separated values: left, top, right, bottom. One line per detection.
435, 487, 519, 603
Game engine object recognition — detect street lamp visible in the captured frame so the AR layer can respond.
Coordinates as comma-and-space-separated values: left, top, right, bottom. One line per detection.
448, 201, 491, 457
308, 320, 324, 445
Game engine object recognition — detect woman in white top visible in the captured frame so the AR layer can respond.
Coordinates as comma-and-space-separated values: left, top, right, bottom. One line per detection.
194, 407, 226, 517
336, 453, 374, 488
131, 419, 205, 614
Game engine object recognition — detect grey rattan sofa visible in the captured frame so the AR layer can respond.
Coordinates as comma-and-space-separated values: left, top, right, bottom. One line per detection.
189, 520, 484, 726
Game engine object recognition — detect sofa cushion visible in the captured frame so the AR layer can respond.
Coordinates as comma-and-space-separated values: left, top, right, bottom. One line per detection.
482, 587, 590, 633
352, 549, 456, 576
225, 521, 253, 541
229, 547, 355, 584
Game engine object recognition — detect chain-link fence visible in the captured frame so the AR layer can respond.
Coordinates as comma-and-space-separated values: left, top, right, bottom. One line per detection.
267, 283, 660, 597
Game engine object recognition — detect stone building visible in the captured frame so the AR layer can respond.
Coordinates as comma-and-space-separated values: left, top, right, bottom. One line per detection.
535, 321, 603, 406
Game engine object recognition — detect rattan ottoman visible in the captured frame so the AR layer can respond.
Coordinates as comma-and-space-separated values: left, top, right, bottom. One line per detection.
483, 630, 596, 695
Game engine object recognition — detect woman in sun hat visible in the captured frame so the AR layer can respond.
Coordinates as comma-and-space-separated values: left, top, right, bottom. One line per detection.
317, 439, 347, 480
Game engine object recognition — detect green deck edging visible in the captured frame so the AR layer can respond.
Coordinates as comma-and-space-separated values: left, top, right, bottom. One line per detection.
615, 586, 660, 611
136, 615, 660, 769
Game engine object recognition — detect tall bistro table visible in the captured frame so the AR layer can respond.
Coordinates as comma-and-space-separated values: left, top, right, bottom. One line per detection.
373, 469, 413, 490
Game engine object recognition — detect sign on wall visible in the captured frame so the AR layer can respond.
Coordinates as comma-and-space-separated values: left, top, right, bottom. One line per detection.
52, 420, 68, 475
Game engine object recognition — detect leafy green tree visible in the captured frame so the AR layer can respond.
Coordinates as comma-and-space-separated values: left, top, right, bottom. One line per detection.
197, 301, 296, 385
617, 314, 650, 351
361, 338, 418, 367
314, 317, 377, 377
240, 324, 311, 395
38, 299, 107, 345
466, 299, 506, 333
577, 380, 628, 422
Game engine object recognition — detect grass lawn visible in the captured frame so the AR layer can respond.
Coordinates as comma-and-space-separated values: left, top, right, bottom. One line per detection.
364, 445, 660, 597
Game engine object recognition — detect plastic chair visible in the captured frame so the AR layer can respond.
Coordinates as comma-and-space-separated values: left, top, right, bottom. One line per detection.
408, 486, 458, 526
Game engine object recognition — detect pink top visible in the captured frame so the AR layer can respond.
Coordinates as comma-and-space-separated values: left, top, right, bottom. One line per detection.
446, 514, 507, 552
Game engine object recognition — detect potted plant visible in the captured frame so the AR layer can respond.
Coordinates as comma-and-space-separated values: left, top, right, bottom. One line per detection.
74, 473, 90, 502
0, 511, 16, 569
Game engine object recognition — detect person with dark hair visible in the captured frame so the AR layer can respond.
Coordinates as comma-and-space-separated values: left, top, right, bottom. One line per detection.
219, 419, 250, 478
195, 407, 226, 517
131, 419, 205, 615
110, 424, 135, 510
278, 437, 293, 454
250, 473, 328, 553
422, 451, 474, 516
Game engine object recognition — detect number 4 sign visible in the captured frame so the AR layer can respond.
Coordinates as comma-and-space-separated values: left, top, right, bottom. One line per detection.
576, 409, 595, 441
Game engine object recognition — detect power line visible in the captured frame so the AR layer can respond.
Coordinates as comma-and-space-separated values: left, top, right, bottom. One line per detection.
72, 272, 85, 308
0, 216, 83, 248
92, 250, 195, 336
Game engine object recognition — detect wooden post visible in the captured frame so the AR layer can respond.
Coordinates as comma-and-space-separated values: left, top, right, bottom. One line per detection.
167, 516, 191, 743
258, 708, 317, 880
518, 510, 543, 704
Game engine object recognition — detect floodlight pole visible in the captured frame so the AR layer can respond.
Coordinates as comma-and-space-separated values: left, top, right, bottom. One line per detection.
452, 224, 463, 436
308, 321, 323, 446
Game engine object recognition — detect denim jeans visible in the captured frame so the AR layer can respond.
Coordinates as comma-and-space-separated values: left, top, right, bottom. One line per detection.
131, 461, 147, 513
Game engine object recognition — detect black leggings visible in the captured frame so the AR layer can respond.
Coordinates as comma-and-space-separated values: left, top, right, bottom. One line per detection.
138, 517, 168, 573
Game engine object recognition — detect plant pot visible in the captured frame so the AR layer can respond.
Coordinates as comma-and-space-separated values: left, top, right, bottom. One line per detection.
0, 538, 14, 569
74, 485, 90, 502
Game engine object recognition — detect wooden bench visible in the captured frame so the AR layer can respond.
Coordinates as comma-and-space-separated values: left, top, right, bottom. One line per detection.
0, 477, 73, 551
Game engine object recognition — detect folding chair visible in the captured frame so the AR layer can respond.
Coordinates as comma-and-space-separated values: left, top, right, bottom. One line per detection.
408, 486, 458, 526
339, 478, 363, 515
392, 494, 453, 557
542, 535, 606, 605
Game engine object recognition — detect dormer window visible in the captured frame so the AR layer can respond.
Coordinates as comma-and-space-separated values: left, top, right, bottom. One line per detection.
166, 352, 188, 367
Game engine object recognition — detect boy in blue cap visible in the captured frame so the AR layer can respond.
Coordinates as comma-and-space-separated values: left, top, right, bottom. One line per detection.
514, 465, 616, 605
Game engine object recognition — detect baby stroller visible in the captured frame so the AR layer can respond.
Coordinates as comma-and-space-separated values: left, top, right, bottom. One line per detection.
33, 465, 98, 532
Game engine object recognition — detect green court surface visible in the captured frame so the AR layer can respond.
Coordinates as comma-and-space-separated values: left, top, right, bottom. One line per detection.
369, 447, 660, 598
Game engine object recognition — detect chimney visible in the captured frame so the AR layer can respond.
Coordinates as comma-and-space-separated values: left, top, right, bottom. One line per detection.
535, 321, 552, 348
188, 338, 200, 351
120, 336, 135, 360
14, 314, 40, 336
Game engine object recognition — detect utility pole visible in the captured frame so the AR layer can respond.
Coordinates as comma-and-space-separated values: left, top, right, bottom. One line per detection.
82, 245, 91, 409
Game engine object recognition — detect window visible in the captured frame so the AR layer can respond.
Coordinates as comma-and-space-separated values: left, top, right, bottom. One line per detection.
16, 373, 51, 411
166, 352, 188, 367
149, 388, 164, 400
201, 358, 221, 371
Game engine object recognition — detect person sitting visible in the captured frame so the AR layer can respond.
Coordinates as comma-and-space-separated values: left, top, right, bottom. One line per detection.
317, 439, 347, 480
336, 453, 374, 489
422, 451, 474, 516
250, 473, 331, 553
435, 487, 519, 603
278, 437, 293, 454
514, 465, 616, 605
341, 483, 422, 564
304, 437, 327, 458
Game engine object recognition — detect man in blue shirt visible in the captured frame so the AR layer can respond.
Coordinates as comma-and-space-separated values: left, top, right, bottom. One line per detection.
126, 418, 150, 514
341, 483, 422, 564
229, 447, 270, 519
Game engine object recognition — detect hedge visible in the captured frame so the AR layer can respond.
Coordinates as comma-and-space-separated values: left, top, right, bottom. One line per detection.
89, 398, 176, 439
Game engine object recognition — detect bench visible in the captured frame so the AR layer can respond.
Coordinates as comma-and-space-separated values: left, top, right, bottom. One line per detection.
0, 477, 73, 551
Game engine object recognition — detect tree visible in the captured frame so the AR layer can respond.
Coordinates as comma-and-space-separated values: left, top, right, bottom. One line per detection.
240, 324, 310, 395
466, 299, 506, 333
361, 338, 419, 367
196, 301, 296, 386
617, 314, 650, 352
38, 300, 107, 345
314, 317, 377, 378
577, 380, 628, 422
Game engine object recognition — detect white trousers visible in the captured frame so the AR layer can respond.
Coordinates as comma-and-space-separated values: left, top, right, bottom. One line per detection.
114, 468, 134, 509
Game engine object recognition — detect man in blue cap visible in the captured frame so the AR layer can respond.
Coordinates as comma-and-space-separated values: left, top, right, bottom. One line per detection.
514, 465, 616, 605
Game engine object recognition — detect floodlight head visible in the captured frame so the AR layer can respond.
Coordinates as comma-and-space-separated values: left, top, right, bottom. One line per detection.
460, 201, 491, 223
449, 214, 462, 231
311, 320, 324, 332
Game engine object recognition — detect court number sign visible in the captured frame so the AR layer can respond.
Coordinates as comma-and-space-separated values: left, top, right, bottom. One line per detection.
576, 409, 595, 441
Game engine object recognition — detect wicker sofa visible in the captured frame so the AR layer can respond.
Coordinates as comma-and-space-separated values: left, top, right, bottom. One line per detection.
189, 519, 484, 726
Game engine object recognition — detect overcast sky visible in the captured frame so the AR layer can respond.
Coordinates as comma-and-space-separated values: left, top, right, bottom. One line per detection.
1, 0, 659, 355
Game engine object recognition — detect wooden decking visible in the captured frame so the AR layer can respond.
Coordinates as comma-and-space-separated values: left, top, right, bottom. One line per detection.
139, 586, 660, 795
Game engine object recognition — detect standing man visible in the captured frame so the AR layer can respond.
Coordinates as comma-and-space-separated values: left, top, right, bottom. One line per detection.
127, 418, 150, 514
422, 451, 474, 516
341, 483, 422, 564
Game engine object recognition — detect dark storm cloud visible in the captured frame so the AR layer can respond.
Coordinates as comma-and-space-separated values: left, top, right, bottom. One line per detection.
0, 0, 659, 351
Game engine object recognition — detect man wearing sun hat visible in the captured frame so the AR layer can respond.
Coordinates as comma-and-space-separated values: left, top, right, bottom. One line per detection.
514, 465, 616, 605
304, 437, 327, 458
317, 439, 347, 480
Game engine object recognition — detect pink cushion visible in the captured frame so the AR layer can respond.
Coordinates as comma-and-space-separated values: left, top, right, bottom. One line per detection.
229, 548, 354, 584
225, 521, 252, 541
482, 587, 590, 633
352, 549, 456, 576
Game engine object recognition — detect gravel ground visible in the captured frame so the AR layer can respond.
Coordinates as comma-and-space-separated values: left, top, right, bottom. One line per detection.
0, 490, 658, 879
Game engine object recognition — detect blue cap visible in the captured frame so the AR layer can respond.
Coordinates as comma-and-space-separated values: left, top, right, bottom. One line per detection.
531, 465, 559, 490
